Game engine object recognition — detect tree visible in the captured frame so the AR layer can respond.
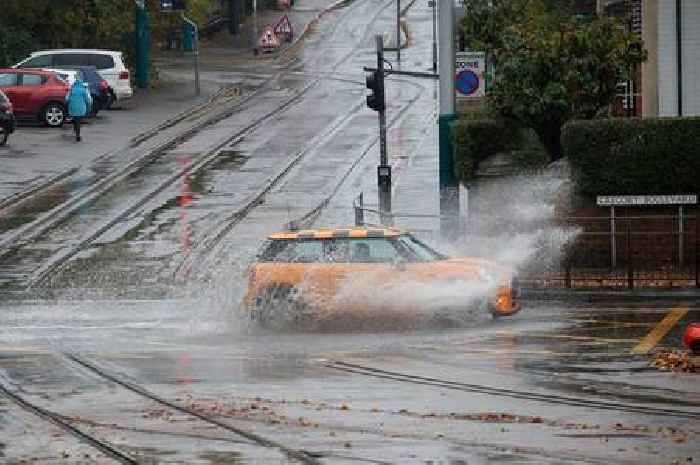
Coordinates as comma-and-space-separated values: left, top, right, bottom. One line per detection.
461, 0, 646, 161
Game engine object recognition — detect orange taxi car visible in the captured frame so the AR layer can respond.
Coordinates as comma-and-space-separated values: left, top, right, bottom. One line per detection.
242, 227, 520, 326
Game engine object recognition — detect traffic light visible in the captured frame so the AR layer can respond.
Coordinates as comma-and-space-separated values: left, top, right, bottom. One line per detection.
365, 70, 384, 112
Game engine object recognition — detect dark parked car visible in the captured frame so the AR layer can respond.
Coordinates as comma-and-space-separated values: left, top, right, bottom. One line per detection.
0, 69, 69, 127
52, 66, 112, 115
0, 89, 16, 145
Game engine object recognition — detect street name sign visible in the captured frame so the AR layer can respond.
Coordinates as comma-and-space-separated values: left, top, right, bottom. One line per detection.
596, 194, 698, 206
455, 51, 485, 98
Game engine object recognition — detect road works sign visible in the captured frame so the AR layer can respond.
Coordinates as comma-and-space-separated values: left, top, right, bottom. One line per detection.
258, 25, 280, 50
455, 51, 485, 98
596, 194, 698, 206
274, 15, 294, 42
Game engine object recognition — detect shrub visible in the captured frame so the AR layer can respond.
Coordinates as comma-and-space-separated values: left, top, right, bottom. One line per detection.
450, 117, 547, 182
563, 117, 700, 196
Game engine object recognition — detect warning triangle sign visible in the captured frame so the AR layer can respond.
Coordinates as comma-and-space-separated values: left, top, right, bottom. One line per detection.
274, 15, 293, 41
257, 25, 280, 49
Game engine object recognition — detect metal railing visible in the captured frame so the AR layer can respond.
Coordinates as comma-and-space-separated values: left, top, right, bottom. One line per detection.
521, 214, 699, 289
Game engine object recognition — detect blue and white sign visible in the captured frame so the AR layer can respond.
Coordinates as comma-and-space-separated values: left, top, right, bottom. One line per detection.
455, 51, 485, 98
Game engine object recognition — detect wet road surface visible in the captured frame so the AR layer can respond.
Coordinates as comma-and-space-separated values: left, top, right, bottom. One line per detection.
0, 0, 698, 464
0, 300, 698, 464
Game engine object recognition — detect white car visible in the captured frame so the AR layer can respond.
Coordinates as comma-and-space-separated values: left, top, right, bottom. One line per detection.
14, 49, 133, 106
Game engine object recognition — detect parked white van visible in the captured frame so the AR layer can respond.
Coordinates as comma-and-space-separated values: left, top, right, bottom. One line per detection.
14, 49, 133, 107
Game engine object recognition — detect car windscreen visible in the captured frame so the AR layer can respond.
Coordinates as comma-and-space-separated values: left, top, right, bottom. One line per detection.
395, 235, 446, 262
18, 55, 52, 68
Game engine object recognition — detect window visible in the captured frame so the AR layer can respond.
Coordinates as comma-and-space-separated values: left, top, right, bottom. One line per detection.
0, 73, 18, 87
18, 55, 52, 68
259, 240, 323, 263
89, 54, 114, 70
346, 238, 399, 263
395, 235, 445, 262
21, 74, 44, 86
54, 54, 86, 67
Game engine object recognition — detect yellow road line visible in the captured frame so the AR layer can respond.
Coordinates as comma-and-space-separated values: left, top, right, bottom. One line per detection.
630, 305, 688, 355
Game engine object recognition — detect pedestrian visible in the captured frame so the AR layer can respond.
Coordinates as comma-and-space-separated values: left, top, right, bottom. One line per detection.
65, 79, 92, 142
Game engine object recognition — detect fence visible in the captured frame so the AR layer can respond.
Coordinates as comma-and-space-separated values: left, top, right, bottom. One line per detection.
520, 213, 699, 289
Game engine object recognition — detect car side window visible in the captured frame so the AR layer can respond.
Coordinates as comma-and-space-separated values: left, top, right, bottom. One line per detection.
324, 239, 351, 262
54, 54, 85, 67
0, 73, 18, 86
347, 238, 400, 263
21, 74, 44, 86
259, 240, 323, 263
90, 55, 115, 70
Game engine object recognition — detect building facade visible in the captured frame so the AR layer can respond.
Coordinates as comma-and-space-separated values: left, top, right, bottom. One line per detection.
642, 0, 700, 117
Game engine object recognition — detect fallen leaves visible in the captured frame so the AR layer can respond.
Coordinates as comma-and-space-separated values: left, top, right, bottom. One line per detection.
650, 350, 698, 373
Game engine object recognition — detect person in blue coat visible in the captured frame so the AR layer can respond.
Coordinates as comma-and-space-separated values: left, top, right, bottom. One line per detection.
65, 79, 92, 142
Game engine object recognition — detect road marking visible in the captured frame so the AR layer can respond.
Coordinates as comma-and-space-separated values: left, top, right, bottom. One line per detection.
630, 305, 688, 355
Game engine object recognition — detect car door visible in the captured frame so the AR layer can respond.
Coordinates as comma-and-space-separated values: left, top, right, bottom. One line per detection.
0, 73, 22, 115
17, 73, 46, 118
323, 237, 404, 313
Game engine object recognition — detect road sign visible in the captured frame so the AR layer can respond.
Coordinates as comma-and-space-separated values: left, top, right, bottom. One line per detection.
257, 25, 280, 50
274, 15, 294, 42
455, 51, 485, 98
596, 195, 698, 206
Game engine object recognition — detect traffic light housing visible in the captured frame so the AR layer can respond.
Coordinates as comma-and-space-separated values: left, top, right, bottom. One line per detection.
366, 70, 384, 112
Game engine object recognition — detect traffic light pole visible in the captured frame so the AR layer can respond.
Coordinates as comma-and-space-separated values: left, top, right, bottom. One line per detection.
376, 35, 392, 225
135, 0, 149, 89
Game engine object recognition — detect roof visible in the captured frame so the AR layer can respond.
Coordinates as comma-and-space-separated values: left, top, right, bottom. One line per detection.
29, 49, 122, 55
269, 227, 406, 240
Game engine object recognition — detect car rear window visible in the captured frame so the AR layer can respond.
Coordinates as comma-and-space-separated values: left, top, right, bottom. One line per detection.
54, 53, 87, 67
90, 54, 115, 70
0, 73, 18, 87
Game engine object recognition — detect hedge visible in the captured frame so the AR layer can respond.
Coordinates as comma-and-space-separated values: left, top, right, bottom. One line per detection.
563, 117, 700, 196
449, 117, 547, 182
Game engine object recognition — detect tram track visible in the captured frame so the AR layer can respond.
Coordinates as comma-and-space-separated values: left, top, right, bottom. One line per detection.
324, 360, 700, 420
0, 0, 401, 291
0, 353, 324, 464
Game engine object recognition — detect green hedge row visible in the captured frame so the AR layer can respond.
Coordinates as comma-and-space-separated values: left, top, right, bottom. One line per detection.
449, 118, 547, 182
563, 117, 700, 196
450, 119, 515, 181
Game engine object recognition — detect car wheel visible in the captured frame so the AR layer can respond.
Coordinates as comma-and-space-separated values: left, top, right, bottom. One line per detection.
0, 125, 8, 146
42, 103, 65, 127
253, 285, 300, 327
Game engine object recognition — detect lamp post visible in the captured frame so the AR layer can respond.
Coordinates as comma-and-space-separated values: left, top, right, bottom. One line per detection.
438, 0, 458, 238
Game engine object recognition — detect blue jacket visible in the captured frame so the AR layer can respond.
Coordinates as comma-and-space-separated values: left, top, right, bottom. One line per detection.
65, 80, 92, 117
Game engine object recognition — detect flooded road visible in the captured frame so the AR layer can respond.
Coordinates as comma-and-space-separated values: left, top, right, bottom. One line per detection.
1, 298, 698, 464
0, 0, 698, 464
